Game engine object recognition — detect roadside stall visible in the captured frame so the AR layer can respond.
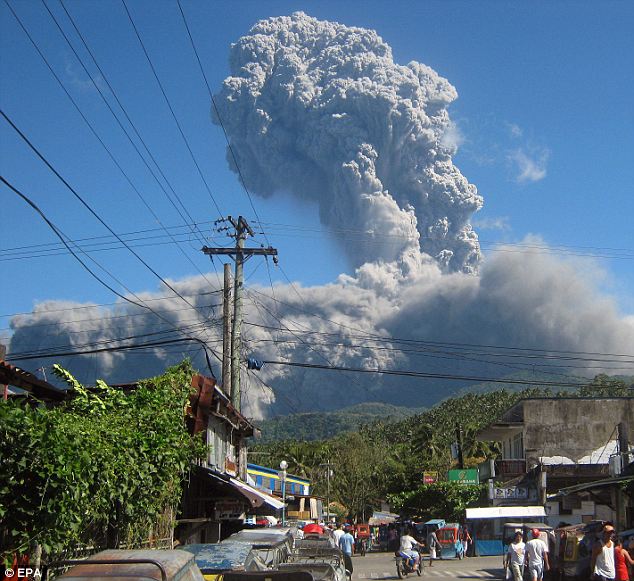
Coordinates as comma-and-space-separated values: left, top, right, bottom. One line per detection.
465, 506, 547, 556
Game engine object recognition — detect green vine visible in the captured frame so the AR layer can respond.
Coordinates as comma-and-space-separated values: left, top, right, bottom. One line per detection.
0, 360, 205, 562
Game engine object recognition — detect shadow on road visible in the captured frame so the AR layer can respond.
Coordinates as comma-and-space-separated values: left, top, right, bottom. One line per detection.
455, 569, 504, 580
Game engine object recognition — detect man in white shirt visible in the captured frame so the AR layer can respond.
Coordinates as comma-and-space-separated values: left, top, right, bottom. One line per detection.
525, 529, 549, 581
333, 524, 345, 545
505, 531, 526, 581
400, 528, 421, 569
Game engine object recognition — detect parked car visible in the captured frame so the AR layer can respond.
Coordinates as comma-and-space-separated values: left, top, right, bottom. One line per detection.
179, 543, 268, 581
51, 549, 204, 581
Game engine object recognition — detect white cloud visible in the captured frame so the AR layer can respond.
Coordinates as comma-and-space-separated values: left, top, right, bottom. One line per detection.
507, 122, 523, 138
472, 216, 511, 231
508, 148, 549, 183
64, 56, 105, 92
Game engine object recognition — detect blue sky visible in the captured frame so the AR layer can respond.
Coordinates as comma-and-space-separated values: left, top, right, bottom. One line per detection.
2, 0, 633, 344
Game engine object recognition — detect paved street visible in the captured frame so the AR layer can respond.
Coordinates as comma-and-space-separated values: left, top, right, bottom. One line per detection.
350, 554, 504, 580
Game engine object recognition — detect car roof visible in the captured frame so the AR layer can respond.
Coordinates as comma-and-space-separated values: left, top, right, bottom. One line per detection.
57, 550, 198, 581
178, 544, 254, 571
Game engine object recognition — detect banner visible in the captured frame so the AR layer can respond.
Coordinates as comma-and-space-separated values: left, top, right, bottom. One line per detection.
447, 469, 479, 484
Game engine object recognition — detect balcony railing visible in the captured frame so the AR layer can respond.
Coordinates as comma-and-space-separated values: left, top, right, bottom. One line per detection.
479, 458, 527, 479
496, 459, 527, 477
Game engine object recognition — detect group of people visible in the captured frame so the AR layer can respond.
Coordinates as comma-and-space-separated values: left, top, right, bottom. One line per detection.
505, 523, 634, 581
505, 529, 551, 581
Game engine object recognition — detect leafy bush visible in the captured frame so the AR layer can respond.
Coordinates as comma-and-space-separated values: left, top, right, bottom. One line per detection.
0, 361, 204, 561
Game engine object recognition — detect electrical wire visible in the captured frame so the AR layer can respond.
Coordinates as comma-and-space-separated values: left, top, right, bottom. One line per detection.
9, 0, 221, 299
120, 0, 223, 218
55, 0, 216, 251
0, 290, 222, 320
1, 109, 217, 331
261, 360, 595, 388
1, 176, 220, 373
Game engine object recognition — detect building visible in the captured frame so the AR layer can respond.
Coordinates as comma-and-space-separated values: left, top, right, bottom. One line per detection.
1, 359, 66, 402
178, 374, 284, 543
246, 463, 324, 522
247, 464, 310, 496
476, 397, 634, 528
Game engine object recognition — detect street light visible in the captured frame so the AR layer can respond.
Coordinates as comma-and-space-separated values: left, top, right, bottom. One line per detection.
279, 460, 288, 526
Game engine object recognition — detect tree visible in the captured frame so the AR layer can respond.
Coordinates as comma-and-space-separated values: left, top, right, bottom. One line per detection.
330, 432, 388, 521
0, 361, 203, 561
388, 482, 486, 522
578, 374, 632, 397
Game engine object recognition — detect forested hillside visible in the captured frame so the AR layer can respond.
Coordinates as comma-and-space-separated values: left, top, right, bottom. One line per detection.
251, 374, 632, 520
254, 402, 424, 443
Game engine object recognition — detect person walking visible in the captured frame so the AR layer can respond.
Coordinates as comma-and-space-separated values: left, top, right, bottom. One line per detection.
463, 526, 473, 557
525, 529, 550, 581
505, 531, 526, 581
592, 524, 616, 581
333, 523, 345, 545
339, 525, 355, 577
427, 529, 440, 567
615, 537, 634, 581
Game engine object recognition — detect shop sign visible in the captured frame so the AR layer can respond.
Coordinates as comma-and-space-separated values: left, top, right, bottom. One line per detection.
493, 486, 528, 499
447, 469, 479, 484
423, 471, 438, 484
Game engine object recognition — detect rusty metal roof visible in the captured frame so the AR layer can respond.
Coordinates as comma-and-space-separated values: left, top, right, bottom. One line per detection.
0, 360, 66, 401
56, 550, 201, 581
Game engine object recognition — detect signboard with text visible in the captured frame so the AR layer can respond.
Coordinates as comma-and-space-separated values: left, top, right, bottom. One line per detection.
493, 486, 528, 499
447, 469, 479, 485
423, 472, 438, 484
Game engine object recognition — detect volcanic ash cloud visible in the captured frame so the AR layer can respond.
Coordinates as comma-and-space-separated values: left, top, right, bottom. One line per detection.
213, 11, 483, 276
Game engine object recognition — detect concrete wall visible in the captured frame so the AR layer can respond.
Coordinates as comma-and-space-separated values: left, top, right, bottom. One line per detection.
521, 398, 634, 465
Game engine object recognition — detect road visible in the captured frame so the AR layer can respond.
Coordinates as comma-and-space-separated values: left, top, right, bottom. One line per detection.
350, 554, 504, 580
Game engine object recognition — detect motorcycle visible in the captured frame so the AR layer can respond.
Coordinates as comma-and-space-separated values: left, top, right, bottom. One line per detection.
395, 548, 423, 578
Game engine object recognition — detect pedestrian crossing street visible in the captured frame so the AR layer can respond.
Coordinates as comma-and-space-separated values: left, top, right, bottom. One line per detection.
356, 571, 500, 579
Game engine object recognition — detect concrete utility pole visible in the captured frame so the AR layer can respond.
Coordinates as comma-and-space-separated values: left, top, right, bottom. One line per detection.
320, 462, 334, 523
616, 422, 630, 530
202, 216, 277, 411
222, 263, 232, 395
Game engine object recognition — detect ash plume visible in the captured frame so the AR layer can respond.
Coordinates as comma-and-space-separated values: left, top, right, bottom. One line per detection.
6, 13, 634, 419
213, 12, 483, 276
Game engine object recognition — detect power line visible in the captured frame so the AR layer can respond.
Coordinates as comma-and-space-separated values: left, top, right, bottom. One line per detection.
176, 0, 271, 249
120, 0, 224, 218
0, 220, 216, 254
0, 303, 220, 333
243, 288, 634, 361
0, 290, 222, 319
258, 222, 634, 259
6, 319, 221, 360
240, 321, 634, 365
1, 176, 146, 308
55, 0, 215, 250
261, 360, 594, 388
1, 109, 216, 328
1, 176, 220, 373
8, 0, 221, 298
7, 336, 216, 363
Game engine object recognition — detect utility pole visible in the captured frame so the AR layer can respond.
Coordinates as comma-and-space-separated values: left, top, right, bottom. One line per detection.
202, 216, 277, 411
320, 462, 334, 523
616, 422, 630, 530
222, 263, 232, 395
456, 426, 465, 469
